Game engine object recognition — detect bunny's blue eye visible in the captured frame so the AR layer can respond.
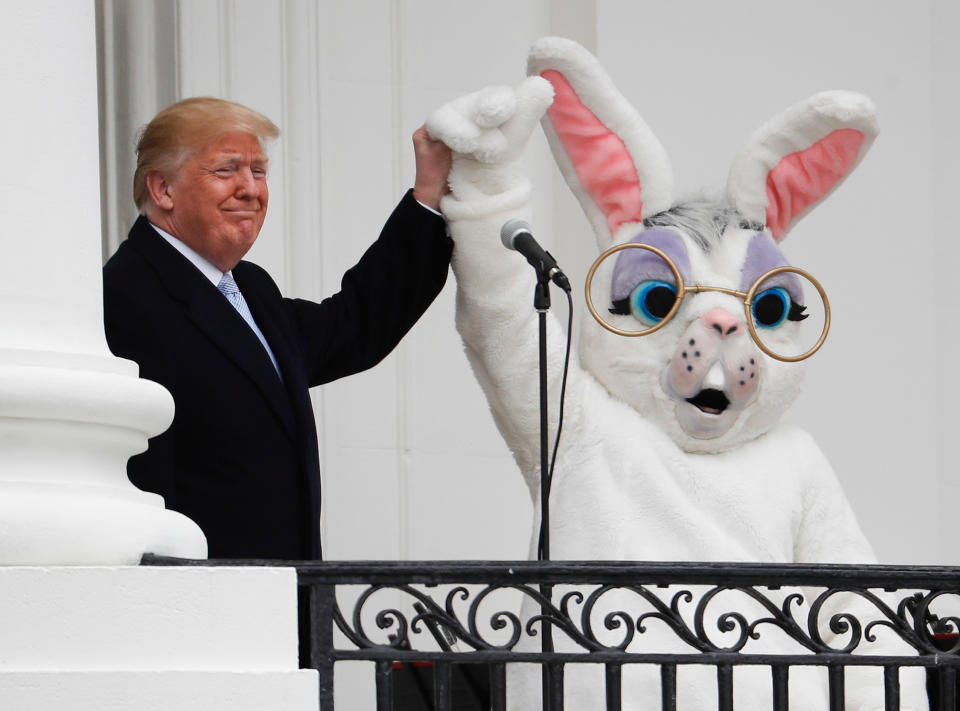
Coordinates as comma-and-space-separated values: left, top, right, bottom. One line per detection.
609, 280, 678, 326
752, 287, 793, 328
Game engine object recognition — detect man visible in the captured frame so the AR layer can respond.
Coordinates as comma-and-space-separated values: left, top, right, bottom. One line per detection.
103, 97, 452, 560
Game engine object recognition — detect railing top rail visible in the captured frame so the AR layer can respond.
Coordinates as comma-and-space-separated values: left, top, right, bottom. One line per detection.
141, 554, 960, 589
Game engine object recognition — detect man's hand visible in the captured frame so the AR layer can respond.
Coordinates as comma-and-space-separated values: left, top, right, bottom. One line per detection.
412, 124, 451, 211
424, 77, 553, 202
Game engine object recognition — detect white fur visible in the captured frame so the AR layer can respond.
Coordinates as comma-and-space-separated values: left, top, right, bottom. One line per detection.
428, 37, 924, 711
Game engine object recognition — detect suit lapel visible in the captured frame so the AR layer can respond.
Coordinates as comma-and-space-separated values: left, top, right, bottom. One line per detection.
234, 265, 316, 432
234, 268, 301, 387
127, 218, 297, 440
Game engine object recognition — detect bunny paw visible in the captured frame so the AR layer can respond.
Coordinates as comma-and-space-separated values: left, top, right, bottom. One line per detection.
427, 77, 553, 165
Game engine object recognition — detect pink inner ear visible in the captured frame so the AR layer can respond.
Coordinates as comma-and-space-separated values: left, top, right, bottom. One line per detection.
541, 70, 644, 238
766, 128, 865, 240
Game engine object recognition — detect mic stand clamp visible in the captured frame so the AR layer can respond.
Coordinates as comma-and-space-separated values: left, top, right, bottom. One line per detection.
534, 275, 551, 313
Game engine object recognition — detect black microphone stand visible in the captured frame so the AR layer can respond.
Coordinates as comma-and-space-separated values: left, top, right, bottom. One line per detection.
533, 268, 556, 709
534, 273, 551, 565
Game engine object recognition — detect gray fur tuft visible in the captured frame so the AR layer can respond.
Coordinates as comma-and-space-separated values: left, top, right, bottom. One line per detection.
643, 200, 761, 253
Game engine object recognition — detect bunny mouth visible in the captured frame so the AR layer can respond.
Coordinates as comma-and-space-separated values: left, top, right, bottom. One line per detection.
686, 389, 730, 415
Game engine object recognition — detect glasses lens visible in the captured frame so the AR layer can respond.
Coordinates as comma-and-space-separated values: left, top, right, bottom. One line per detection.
586, 244, 682, 336
748, 268, 828, 361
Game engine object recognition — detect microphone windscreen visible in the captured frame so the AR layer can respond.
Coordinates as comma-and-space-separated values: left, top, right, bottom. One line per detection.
500, 219, 532, 251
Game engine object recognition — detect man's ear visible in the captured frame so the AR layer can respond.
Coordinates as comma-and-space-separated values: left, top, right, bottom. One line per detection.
145, 171, 175, 212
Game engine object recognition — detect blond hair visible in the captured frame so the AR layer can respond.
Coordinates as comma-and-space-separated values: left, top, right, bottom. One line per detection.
133, 97, 280, 212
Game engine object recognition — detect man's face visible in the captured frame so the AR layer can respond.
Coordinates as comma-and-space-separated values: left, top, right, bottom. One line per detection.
156, 131, 269, 271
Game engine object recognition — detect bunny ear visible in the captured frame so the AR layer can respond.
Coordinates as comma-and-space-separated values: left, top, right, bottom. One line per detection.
528, 37, 674, 249
726, 91, 879, 241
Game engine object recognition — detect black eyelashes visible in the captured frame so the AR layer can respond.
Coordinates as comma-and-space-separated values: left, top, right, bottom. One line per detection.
611, 294, 808, 322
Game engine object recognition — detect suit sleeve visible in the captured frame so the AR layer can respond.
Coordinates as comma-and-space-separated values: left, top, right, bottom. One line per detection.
102, 262, 179, 507
285, 189, 453, 386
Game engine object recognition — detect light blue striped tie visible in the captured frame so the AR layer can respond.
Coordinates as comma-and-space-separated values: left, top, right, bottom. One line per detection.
217, 273, 282, 378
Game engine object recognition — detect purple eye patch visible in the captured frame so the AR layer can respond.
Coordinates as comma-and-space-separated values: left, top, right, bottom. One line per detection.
740, 233, 804, 304
610, 229, 691, 302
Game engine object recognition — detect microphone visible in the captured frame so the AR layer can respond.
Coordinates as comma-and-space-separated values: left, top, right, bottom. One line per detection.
500, 219, 571, 292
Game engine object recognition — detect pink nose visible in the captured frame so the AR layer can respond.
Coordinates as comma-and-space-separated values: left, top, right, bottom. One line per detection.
701, 309, 742, 339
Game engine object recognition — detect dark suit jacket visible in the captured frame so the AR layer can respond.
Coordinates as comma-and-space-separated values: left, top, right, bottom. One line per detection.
103, 191, 451, 560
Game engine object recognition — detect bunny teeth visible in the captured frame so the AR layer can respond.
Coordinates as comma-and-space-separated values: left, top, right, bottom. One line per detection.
701, 360, 727, 392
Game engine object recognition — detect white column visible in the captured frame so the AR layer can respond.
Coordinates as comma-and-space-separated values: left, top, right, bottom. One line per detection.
0, 0, 205, 564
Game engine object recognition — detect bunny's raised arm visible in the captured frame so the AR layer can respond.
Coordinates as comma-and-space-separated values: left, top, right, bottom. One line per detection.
427, 78, 582, 479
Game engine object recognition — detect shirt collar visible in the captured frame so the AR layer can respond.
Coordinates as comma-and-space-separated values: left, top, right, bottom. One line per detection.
150, 222, 229, 286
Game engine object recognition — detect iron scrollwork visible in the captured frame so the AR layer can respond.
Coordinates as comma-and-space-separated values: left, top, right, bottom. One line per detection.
331, 575, 960, 660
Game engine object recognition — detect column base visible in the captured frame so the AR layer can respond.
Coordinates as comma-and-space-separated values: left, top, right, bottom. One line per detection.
0, 356, 207, 563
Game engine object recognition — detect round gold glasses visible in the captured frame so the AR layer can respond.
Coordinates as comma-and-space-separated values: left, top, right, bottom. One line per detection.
584, 243, 831, 362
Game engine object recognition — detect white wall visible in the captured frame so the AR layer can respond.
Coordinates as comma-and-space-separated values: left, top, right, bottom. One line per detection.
97, 0, 959, 565
931, 0, 960, 564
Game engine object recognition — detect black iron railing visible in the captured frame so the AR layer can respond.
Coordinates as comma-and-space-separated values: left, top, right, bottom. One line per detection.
143, 556, 960, 710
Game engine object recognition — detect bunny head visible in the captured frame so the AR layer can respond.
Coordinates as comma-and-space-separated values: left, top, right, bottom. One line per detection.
529, 38, 878, 454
